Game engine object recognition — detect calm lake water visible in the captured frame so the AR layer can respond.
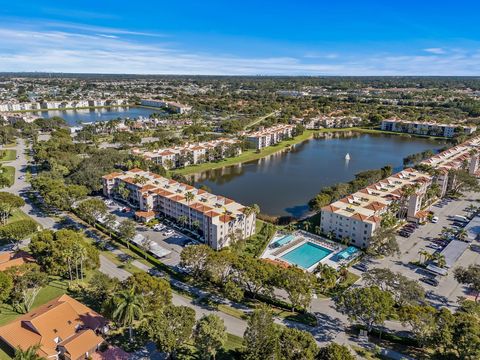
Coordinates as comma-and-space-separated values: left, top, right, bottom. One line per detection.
33, 106, 158, 126
192, 132, 445, 218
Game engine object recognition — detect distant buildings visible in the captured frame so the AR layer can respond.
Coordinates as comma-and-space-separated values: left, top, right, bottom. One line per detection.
133, 138, 241, 169
320, 136, 480, 248
292, 116, 363, 129
0, 112, 37, 124
242, 124, 295, 150
140, 99, 192, 114
102, 169, 256, 250
0, 294, 109, 360
381, 119, 477, 138
0, 99, 128, 112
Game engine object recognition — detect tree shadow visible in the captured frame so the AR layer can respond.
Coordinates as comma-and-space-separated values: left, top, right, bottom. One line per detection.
310, 312, 345, 343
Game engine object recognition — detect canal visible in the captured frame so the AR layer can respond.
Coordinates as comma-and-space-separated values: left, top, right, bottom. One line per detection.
192, 132, 446, 219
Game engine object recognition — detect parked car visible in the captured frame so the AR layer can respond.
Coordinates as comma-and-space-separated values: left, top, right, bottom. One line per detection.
453, 215, 469, 223
353, 263, 368, 272
399, 231, 411, 238
420, 277, 439, 287
431, 216, 439, 223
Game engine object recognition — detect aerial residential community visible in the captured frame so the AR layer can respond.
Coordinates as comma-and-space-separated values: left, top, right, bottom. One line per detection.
0, 2, 480, 360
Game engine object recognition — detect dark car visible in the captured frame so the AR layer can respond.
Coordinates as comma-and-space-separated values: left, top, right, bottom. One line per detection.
353, 263, 368, 272
399, 231, 411, 238
420, 277, 439, 287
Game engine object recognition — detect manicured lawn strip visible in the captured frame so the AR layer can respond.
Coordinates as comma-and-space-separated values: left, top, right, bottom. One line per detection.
0, 150, 16, 162
224, 333, 244, 351
172, 127, 446, 177
240, 220, 275, 257
172, 130, 317, 176
0, 166, 14, 186
5, 208, 31, 225
0, 278, 69, 326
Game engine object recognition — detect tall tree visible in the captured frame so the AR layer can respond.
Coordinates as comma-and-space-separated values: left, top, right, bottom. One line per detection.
112, 286, 144, 341
316, 343, 355, 360
334, 286, 394, 333
278, 327, 318, 360
243, 306, 279, 360
454, 265, 480, 301
194, 314, 227, 360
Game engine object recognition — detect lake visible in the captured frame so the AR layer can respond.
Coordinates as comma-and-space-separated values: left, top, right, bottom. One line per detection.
192, 132, 445, 219
32, 106, 159, 126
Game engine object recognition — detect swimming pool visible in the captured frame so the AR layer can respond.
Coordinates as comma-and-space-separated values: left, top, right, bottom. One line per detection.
280, 242, 333, 269
334, 246, 359, 261
272, 234, 295, 248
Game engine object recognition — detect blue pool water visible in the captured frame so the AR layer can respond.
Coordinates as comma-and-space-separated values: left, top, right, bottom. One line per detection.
281, 242, 333, 269
336, 246, 359, 260
272, 234, 295, 247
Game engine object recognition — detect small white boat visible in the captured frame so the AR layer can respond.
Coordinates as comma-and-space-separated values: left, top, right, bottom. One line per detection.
345, 153, 351, 160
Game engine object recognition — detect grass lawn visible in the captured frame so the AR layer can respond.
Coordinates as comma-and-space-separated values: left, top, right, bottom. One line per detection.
238, 220, 275, 257
0, 278, 68, 326
5, 208, 31, 225
0, 150, 16, 162
224, 333, 243, 351
172, 130, 317, 176
0, 166, 14, 187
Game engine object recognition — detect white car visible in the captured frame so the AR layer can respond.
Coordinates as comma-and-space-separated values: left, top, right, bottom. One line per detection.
431, 216, 439, 223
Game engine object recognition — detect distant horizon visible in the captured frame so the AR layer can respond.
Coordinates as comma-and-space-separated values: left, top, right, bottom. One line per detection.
1, 1, 480, 75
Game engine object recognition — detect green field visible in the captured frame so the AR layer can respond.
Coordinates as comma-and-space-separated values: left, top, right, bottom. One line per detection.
0, 166, 14, 187
0, 150, 16, 162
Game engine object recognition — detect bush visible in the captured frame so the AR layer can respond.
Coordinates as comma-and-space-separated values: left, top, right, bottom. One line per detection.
0, 219, 39, 242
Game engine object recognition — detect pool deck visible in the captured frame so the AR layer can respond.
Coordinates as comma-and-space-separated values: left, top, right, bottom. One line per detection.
261, 230, 351, 271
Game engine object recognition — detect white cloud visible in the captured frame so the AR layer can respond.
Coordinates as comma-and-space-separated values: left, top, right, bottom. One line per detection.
424, 47, 446, 54
0, 24, 479, 75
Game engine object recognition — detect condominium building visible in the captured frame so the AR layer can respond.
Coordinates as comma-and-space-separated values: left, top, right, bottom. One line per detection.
244, 124, 295, 150
102, 169, 256, 250
132, 139, 241, 169
420, 137, 480, 196
292, 116, 363, 129
140, 99, 192, 114
320, 168, 432, 248
381, 119, 477, 138
0, 99, 128, 112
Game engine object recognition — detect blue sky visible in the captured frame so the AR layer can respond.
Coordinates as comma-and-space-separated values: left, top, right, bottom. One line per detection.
0, 1, 479, 75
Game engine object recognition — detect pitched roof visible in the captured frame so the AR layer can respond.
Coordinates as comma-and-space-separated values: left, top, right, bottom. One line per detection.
0, 251, 35, 271
60, 329, 103, 360
0, 295, 106, 358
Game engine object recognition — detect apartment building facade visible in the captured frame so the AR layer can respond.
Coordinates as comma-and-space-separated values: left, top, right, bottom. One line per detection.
140, 99, 192, 114
0, 99, 128, 112
381, 119, 477, 138
421, 137, 480, 196
320, 168, 432, 248
133, 139, 241, 169
244, 124, 295, 150
102, 169, 256, 250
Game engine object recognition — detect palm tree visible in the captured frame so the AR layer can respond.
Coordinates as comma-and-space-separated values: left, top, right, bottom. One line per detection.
436, 254, 447, 268
457, 228, 468, 242
178, 215, 188, 229
192, 220, 201, 235
112, 286, 144, 341
184, 191, 195, 229
14, 345, 46, 360
303, 221, 311, 232
418, 249, 429, 264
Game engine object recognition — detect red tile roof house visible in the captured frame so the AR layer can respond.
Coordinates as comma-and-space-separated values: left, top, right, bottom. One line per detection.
0, 295, 110, 360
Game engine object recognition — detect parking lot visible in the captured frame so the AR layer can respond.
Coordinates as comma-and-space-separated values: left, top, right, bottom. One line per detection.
354, 191, 480, 309
101, 198, 197, 267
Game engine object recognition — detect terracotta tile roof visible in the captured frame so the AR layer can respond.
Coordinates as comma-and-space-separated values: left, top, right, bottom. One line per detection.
140, 184, 156, 192
0, 251, 35, 271
364, 201, 387, 212
189, 203, 213, 213
205, 210, 221, 218
60, 329, 103, 360
122, 177, 136, 184
102, 172, 122, 180
262, 258, 290, 269
0, 295, 106, 359
135, 210, 155, 218
351, 213, 369, 221
321, 205, 339, 213
169, 194, 185, 202
219, 214, 233, 223
129, 168, 143, 173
